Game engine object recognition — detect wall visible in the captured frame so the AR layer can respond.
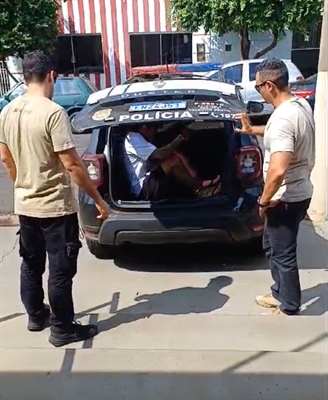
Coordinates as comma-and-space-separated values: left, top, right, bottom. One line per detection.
6, 0, 293, 90
192, 30, 293, 63
57, 0, 171, 89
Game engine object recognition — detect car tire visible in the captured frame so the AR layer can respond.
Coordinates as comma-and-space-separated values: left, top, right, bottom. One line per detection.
86, 239, 117, 260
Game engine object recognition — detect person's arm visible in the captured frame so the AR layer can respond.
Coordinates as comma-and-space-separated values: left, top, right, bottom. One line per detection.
47, 108, 109, 219
234, 113, 266, 137
259, 118, 294, 205
0, 114, 17, 181
57, 147, 104, 204
149, 134, 186, 162
0, 143, 16, 181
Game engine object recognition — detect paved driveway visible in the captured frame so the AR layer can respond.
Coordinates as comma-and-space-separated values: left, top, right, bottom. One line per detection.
0, 221, 327, 400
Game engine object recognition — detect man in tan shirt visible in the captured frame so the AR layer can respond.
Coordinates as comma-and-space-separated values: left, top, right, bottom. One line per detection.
0, 51, 109, 347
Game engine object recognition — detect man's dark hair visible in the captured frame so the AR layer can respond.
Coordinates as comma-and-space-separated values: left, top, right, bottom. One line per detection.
22, 51, 54, 84
256, 58, 289, 90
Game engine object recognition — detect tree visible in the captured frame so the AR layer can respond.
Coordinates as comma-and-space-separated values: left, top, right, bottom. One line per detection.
0, 0, 60, 61
171, 0, 323, 59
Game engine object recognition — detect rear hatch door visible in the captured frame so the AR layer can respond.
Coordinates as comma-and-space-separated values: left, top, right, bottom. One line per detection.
72, 87, 245, 133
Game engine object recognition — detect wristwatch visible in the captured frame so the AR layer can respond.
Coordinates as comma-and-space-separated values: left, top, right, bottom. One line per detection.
257, 197, 269, 208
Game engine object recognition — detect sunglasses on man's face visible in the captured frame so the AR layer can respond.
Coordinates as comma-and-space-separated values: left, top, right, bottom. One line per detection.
255, 77, 283, 92
255, 81, 268, 92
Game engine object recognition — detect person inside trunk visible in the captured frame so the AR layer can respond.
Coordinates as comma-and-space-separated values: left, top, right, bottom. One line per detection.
123, 123, 221, 200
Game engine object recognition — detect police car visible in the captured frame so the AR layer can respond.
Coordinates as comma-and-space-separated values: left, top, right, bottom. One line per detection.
72, 74, 268, 259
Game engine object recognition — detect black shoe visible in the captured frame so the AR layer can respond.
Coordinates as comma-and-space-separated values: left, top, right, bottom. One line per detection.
28, 304, 51, 332
49, 322, 99, 347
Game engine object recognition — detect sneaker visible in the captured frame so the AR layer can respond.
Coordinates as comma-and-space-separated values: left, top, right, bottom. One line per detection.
49, 322, 99, 347
271, 308, 300, 316
255, 293, 280, 309
28, 304, 50, 332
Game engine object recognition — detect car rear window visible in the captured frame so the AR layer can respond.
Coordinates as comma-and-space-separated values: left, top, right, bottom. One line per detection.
54, 80, 82, 96
249, 62, 262, 81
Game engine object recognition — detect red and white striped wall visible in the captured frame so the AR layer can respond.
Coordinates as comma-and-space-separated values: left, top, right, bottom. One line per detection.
58, 0, 173, 89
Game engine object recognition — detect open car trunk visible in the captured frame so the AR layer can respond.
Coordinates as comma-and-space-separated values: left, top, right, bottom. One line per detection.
109, 120, 241, 209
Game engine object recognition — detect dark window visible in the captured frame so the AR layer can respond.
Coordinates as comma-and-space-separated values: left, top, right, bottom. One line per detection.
129, 33, 192, 68
208, 70, 224, 81
222, 64, 243, 84
249, 62, 262, 81
53, 34, 104, 74
53, 79, 82, 96
225, 44, 232, 52
196, 43, 206, 62
130, 34, 161, 67
209, 71, 220, 80
292, 21, 322, 49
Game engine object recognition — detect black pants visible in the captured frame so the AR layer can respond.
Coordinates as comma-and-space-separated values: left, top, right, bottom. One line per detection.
263, 199, 311, 314
19, 213, 81, 328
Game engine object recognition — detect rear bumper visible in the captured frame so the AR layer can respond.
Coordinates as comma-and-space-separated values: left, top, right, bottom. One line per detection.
85, 208, 263, 246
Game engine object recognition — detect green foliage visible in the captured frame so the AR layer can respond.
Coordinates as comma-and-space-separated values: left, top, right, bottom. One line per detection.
0, 0, 60, 60
171, 0, 323, 58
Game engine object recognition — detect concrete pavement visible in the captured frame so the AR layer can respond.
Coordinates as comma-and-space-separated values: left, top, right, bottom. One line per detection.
0, 221, 327, 399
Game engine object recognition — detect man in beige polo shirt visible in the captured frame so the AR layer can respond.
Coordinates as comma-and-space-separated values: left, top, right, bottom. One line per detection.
235, 58, 315, 316
0, 51, 109, 346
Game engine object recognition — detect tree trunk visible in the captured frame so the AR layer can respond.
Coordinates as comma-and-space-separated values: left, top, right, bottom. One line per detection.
254, 30, 279, 59
239, 27, 251, 59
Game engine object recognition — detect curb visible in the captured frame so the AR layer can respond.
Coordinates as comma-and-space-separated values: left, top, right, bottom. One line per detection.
0, 214, 19, 227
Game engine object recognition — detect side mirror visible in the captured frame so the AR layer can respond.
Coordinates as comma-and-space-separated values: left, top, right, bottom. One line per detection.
246, 101, 264, 114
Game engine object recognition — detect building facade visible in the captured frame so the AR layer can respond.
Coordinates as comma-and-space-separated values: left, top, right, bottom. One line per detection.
7, 0, 293, 90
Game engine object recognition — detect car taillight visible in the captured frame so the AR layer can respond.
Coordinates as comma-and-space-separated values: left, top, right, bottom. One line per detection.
236, 146, 262, 183
81, 154, 105, 188
296, 76, 303, 81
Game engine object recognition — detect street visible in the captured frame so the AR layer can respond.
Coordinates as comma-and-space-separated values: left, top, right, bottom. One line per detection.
0, 133, 91, 215
0, 221, 327, 399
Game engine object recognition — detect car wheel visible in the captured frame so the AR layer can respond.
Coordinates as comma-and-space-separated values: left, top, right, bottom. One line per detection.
86, 239, 117, 260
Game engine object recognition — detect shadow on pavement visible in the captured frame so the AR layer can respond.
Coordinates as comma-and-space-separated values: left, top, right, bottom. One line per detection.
96, 276, 232, 335
1, 334, 328, 400
113, 221, 327, 273
301, 282, 328, 316
114, 242, 266, 273
1, 371, 326, 400
2, 334, 327, 400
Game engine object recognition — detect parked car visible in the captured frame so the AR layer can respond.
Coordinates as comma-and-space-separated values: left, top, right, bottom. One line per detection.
290, 74, 317, 111
72, 75, 269, 259
205, 59, 304, 104
0, 77, 96, 120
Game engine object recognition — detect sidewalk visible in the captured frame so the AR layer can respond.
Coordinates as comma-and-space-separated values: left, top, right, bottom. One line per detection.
0, 222, 327, 400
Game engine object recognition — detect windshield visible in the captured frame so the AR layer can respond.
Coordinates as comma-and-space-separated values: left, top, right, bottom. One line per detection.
8, 82, 27, 101
54, 79, 82, 96
205, 70, 224, 81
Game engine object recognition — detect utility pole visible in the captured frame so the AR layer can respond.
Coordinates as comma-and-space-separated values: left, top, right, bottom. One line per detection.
308, 0, 328, 222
